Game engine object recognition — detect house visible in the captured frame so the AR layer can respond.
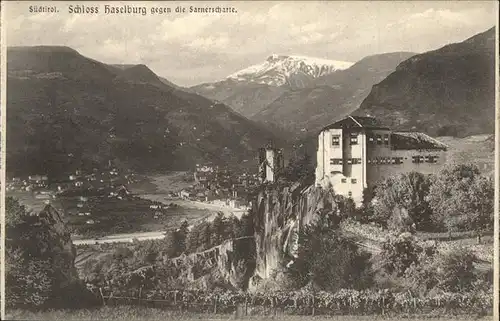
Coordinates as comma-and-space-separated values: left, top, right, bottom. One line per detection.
179, 189, 195, 199
28, 175, 49, 187
28, 175, 48, 183
229, 199, 243, 208
315, 116, 448, 206
34, 193, 52, 200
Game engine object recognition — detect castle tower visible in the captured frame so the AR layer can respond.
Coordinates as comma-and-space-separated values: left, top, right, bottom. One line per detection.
258, 143, 284, 183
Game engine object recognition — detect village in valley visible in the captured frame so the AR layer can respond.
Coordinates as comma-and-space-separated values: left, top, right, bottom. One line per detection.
5, 151, 264, 240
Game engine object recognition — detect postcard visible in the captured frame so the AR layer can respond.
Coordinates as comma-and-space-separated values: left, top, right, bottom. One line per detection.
1, 1, 498, 320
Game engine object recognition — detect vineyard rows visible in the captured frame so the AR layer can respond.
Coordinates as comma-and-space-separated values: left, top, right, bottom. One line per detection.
93, 288, 493, 316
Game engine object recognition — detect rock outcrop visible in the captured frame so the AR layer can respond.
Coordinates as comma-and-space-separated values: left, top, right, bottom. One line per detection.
166, 236, 256, 291
6, 203, 97, 309
249, 183, 338, 290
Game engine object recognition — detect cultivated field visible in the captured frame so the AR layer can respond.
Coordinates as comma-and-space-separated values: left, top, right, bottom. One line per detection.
129, 171, 194, 195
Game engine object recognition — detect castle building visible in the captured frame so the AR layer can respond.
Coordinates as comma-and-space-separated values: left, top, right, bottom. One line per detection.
315, 116, 448, 206
259, 144, 284, 183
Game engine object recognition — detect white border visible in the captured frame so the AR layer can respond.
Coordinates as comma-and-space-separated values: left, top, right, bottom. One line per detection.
494, 0, 499, 318
1, 0, 7, 318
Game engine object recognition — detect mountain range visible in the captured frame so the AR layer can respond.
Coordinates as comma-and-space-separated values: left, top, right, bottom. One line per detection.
353, 27, 496, 137
252, 52, 417, 136
192, 52, 417, 137
227, 54, 353, 87
190, 55, 353, 118
193, 27, 495, 141
6, 46, 278, 178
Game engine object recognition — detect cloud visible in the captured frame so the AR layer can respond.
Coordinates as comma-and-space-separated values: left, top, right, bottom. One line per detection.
4, 1, 497, 86
187, 33, 230, 51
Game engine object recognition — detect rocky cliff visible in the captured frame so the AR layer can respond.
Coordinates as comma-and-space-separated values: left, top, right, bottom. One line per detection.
6, 202, 97, 308
166, 236, 256, 291
249, 183, 339, 290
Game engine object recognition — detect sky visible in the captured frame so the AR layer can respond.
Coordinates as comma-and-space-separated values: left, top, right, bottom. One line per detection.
4, 1, 497, 86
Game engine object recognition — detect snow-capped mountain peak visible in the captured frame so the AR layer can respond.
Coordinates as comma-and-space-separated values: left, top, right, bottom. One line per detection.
228, 54, 354, 87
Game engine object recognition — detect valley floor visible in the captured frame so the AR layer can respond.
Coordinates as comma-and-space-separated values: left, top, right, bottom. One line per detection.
6, 307, 491, 321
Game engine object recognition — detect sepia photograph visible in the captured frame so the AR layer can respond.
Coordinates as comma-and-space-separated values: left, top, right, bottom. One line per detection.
1, 1, 498, 320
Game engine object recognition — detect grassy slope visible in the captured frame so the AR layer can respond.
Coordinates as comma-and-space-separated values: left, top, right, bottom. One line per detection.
438, 135, 495, 175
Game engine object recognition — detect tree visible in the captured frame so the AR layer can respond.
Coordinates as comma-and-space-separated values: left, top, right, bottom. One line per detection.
5, 249, 53, 308
379, 233, 423, 277
374, 172, 433, 231
236, 212, 254, 237
5, 197, 98, 309
177, 220, 189, 253
284, 151, 315, 184
211, 212, 225, 246
428, 164, 494, 237
186, 224, 201, 253
402, 245, 479, 294
5, 197, 32, 227
163, 231, 181, 258
434, 248, 477, 292
287, 212, 373, 291
198, 222, 212, 251
335, 195, 357, 221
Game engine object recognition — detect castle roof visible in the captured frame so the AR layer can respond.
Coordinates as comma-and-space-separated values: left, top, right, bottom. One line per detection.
321, 116, 389, 132
391, 132, 448, 151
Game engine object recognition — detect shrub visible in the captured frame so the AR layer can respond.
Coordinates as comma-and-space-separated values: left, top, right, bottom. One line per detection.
5, 197, 99, 310
287, 213, 373, 292
378, 232, 424, 276
428, 164, 494, 234
433, 247, 478, 292
373, 172, 433, 231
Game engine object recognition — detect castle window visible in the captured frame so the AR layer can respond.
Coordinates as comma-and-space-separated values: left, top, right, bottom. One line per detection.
412, 156, 422, 163
350, 133, 358, 145
348, 191, 352, 197
393, 157, 403, 164
384, 134, 389, 145
367, 159, 372, 164
426, 155, 439, 163
351, 158, 362, 164
368, 136, 375, 143
330, 158, 343, 165
341, 178, 347, 183
347, 159, 352, 164
332, 135, 340, 146
376, 135, 382, 145
351, 179, 357, 184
